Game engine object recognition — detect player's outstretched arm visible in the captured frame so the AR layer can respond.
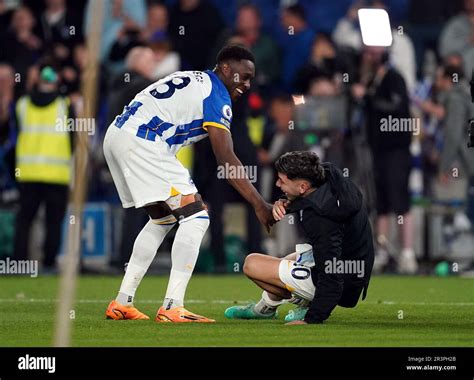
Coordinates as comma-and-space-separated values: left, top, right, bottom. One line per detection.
208, 126, 274, 231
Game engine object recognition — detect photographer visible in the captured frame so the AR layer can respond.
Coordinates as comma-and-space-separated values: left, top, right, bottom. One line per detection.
352, 46, 417, 274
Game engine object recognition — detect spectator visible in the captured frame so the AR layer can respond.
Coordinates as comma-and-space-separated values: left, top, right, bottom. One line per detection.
434, 64, 474, 224
107, 47, 155, 126
34, 0, 83, 67
352, 46, 417, 274
13, 65, 74, 273
59, 42, 87, 101
0, 0, 18, 36
278, 3, 315, 92
0, 63, 17, 196
84, 0, 146, 65
0, 6, 42, 97
406, 0, 458, 79
439, 0, 474, 77
169, 0, 224, 70
294, 33, 343, 95
214, 3, 281, 92
149, 33, 181, 80
332, 0, 417, 93
140, 2, 169, 44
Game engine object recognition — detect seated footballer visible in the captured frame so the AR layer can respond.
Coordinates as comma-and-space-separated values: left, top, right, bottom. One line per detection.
225, 151, 375, 324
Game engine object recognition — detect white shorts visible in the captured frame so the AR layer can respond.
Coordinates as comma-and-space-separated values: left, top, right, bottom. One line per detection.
278, 244, 316, 301
103, 125, 197, 208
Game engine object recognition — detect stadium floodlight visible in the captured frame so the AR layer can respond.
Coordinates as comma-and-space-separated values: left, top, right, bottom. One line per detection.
292, 95, 305, 106
358, 8, 392, 47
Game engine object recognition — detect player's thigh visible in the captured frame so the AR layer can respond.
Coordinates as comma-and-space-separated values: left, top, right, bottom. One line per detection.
103, 127, 136, 207
243, 253, 287, 288
143, 193, 207, 221
125, 140, 198, 208
143, 202, 172, 219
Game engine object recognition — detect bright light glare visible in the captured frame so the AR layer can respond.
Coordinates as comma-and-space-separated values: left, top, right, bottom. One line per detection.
292, 95, 305, 106
358, 8, 392, 47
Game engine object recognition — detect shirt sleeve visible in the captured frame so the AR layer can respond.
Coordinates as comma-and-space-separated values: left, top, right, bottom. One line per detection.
202, 87, 232, 133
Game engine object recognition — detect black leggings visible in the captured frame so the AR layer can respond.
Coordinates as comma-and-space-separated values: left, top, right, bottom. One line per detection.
338, 278, 366, 308
13, 182, 68, 267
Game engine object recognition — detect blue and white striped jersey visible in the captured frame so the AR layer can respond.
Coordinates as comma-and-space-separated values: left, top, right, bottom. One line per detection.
114, 70, 233, 154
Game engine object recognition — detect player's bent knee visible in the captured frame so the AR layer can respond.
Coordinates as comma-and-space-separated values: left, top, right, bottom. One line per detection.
243, 253, 262, 277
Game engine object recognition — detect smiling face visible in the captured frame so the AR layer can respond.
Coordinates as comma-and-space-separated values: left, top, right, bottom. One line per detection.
219, 59, 255, 102
275, 172, 312, 200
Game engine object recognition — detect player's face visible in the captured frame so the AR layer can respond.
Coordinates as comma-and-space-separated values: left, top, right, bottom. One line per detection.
276, 173, 310, 200
225, 59, 255, 102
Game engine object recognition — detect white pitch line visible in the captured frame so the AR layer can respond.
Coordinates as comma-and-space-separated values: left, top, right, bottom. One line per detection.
0, 299, 245, 304
0, 299, 473, 306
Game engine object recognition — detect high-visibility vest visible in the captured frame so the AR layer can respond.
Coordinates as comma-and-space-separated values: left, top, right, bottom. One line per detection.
16, 96, 72, 185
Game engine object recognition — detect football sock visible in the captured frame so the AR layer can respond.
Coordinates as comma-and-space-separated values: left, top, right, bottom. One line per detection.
162, 210, 209, 309
117, 218, 175, 306
254, 291, 285, 315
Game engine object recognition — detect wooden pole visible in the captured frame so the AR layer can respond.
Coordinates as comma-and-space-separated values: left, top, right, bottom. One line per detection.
54, 0, 104, 347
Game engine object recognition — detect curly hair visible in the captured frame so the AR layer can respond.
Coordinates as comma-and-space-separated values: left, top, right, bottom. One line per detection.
216, 44, 255, 64
275, 151, 325, 188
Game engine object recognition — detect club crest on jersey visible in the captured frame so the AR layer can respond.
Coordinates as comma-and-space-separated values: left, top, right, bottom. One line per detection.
222, 105, 232, 120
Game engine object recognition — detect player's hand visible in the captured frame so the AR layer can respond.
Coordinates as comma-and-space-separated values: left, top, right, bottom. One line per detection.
272, 199, 290, 222
255, 202, 274, 232
285, 320, 308, 326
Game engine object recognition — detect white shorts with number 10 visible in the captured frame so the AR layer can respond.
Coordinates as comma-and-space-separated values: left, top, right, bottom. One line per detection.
278, 243, 316, 301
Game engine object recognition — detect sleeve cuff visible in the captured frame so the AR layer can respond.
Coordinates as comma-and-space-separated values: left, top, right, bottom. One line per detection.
202, 122, 231, 132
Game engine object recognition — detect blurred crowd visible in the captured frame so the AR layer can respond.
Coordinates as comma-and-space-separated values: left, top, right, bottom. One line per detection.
0, 0, 473, 274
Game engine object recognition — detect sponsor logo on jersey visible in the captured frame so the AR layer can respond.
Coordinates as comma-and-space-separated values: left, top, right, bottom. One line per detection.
220, 118, 231, 128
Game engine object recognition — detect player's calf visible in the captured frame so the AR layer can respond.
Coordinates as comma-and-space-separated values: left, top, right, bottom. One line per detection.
156, 192, 215, 322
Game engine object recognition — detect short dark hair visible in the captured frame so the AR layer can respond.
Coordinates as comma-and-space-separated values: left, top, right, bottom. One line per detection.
275, 151, 325, 187
216, 44, 255, 64
284, 4, 306, 22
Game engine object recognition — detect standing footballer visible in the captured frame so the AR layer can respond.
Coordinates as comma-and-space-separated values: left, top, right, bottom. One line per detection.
103, 45, 274, 323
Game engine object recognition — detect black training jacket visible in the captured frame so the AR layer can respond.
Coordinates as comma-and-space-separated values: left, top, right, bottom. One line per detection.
286, 163, 374, 324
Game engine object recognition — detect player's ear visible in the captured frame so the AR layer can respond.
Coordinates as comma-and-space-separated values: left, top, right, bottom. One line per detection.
300, 181, 310, 194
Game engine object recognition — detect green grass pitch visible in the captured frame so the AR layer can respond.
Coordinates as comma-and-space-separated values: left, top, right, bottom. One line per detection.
0, 275, 473, 347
